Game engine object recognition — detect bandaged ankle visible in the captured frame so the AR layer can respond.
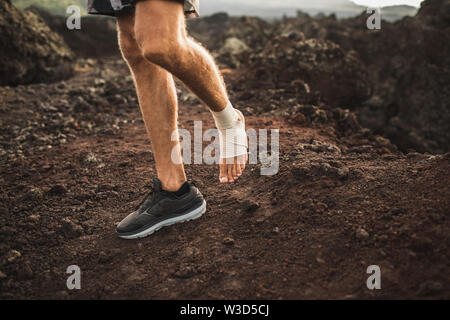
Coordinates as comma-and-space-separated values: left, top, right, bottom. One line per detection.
217, 114, 248, 161
218, 120, 248, 160
211, 101, 239, 130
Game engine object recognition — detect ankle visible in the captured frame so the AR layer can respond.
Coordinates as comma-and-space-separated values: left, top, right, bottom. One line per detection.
211, 101, 239, 130
159, 176, 186, 192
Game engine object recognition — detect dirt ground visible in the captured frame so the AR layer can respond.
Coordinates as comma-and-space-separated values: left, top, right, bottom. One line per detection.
0, 59, 449, 299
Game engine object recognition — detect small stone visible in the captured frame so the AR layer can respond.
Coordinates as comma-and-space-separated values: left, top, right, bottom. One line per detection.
7, 250, 21, 262
356, 228, 369, 239
47, 184, 67, 196
61, 218, 83, 239
135, 256, 144, 264
241, 200, 260, 213
181, 246, 200, 258
174, 266, 195, 279
337, 167, 349, 180
388, 208, 403, 216
84, 152, 101, 164
27, 215, 40, 223
222, 237, 235, 246
407, 250, 417, 257
316, 257, 325, 264
0, 271, 7, 279
219, 37, 249, 55
23, 187, 43, 201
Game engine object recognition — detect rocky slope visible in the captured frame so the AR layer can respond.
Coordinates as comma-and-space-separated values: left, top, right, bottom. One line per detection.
0, 0, 74, 86
268, 0, 450, 154
189, 0, 450, 154
28, 6, 120, 58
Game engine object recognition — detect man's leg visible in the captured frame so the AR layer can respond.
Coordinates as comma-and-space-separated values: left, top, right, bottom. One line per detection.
116, 12, 206, 240
117, 12, 186, 191
133, 0, 246, 183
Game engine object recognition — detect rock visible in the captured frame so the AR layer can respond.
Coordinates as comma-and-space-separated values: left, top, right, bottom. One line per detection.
181, 246, 200, 258
0, 271, 7, 279
83, 152, 101, 164
0, 226, 16, 236
47, 184, 67, 196
219, 37, 250, 68
271, 0, 450, 153
243, 33, 372, 108
293, 159, 349, 182
336, 167, 349, 180
174, 265, 195, 279
316, 257, 325, 264
61, 218, 83, 239
187, 13, 272, 55
7, 250, 21, 262
27, 214, 40, 223
356, 228, 369, 239
0, 1, 74, 86
23, 187, 43, 201
240, 200, 260, 213
388, 208, 403, 216
219, 37, 249, 55
134, 256, 144, 264
300, 139, 341, 154
28, 6, 120, 58
222, 237, 235, 246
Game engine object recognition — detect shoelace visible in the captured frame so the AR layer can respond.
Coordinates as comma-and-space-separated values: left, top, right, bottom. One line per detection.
134, 187, 155, 211
135, 180, 195, 211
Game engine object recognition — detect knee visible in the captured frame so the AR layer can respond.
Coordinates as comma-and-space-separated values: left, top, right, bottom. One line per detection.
119, 31, 144, 66
136, 29, 186, 68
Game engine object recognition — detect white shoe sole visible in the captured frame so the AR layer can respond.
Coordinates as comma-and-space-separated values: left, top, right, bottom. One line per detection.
118, 200, 207, 240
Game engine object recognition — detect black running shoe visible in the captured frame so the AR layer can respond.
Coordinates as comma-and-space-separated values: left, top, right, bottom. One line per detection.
116, 178, 206, 239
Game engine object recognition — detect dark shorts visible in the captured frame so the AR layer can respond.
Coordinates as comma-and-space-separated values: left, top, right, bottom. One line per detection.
87, 0, 199, 18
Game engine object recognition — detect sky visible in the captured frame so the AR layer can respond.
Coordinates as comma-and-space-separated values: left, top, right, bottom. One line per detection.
202, 0, 423, 8
200, 0, 423, 18
351, 0, 423, 7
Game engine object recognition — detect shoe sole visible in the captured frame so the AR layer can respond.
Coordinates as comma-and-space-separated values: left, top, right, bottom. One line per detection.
117, 200, 207, 240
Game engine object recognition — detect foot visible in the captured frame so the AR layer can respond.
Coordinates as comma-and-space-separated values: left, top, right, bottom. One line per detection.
218, 109, 248, 184
116, 178, 206, 239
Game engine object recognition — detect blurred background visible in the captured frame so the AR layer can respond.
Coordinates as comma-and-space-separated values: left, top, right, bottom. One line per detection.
3, 0, 447, 154
12, 0, 423, 20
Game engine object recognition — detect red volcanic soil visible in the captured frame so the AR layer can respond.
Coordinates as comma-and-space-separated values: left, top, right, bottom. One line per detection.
0, 60, 449, 299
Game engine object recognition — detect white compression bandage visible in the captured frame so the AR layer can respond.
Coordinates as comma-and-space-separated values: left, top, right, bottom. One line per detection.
211, 101, 248, 160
